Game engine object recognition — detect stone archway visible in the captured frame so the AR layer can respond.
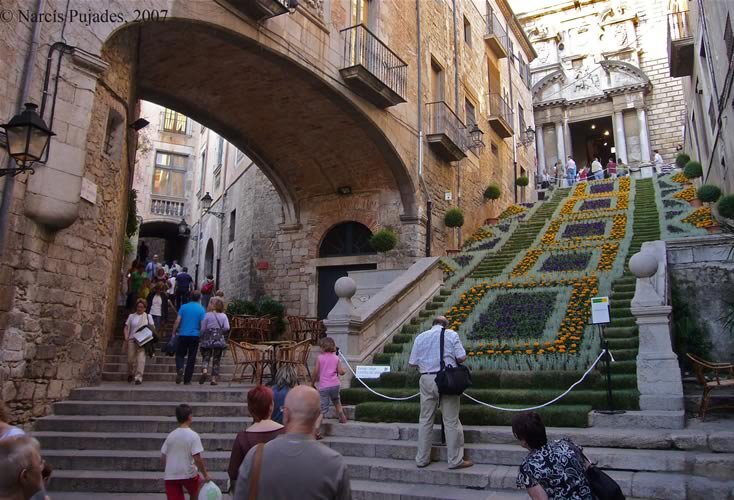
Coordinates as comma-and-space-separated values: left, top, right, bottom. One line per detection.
103, 19, 418, 226
204, 239, 215, 279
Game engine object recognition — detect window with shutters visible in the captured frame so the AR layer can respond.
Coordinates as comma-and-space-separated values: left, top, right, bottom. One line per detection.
465, 98, 476, 127
725, 13, 733, 62
518, 103, 526, 135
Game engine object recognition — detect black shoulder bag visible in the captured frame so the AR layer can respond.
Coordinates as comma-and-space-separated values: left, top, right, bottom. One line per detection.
434, 327, 472, 395
582, 450, 625, 500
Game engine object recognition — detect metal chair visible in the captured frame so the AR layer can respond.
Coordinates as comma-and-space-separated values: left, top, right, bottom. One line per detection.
686, 353, 734, 420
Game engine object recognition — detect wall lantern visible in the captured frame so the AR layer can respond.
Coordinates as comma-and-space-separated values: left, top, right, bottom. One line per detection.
200, 191, 224, 219
522, 126, 536, 145
0, 103, 55, 177
178, 218, 190, 237
467, 123, 485, 154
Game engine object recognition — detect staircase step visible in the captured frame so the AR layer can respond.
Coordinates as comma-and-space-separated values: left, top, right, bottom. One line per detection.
47, 470, 228, 494
350, 480, 525, 499
69, 384, 252, 403
102, 363, 235, 374
52, 400, 250, 417
35, 431, 235, 452
604, 326, 638, 338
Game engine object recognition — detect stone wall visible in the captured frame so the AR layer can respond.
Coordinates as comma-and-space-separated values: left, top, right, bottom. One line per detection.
667, 236, 734, 362
0, 26, 136, 423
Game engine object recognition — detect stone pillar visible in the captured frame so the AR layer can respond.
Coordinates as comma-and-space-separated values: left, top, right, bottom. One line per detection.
555, 121, 566, 165
536, 124, 546, 177
613, 111, 628, 164
637, 107, 651, 163
563, 118, 572, 161
322, 276, 363, 388
629, 242, 684, 428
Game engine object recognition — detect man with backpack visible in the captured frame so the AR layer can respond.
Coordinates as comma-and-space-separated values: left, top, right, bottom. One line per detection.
200, 274, 215, 310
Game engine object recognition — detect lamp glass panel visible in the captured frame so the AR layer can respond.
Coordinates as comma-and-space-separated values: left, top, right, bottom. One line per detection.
5, 126, 30, 159
27, 126, 50, 160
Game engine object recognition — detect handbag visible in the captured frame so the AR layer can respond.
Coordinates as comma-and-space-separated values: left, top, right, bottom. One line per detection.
582, 451, 625, 500
132, 314, 156, 347
200, 314, 227, 350
247, 443, 265, 500
434, 327, 472, 396
162, 334, 178, 356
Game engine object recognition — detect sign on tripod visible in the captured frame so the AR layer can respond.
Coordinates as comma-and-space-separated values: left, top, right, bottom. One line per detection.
591, 296, 610, 325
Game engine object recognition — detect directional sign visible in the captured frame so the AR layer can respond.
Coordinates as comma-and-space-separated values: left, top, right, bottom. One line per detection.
356, 365, 390, 379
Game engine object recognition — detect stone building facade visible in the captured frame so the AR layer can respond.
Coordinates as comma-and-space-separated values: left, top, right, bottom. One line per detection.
0, 0, 535, 422
671, 0, 734, 195
510, 0, 686, 175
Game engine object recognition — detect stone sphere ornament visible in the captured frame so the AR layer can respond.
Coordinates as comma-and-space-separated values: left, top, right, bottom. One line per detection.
629, 251, 658, 278
334, 276, 357, 298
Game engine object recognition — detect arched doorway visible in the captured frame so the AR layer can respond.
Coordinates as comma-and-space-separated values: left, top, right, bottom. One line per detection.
317, 222, 377, 319
204, 239, 215, 280
138, 220, 187, 268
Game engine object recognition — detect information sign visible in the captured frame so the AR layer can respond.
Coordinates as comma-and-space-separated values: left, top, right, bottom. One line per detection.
591, 296, 611, 324
355, 365, 390, 379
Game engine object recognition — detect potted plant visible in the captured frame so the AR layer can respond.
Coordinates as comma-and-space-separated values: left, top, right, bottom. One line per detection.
715, 194, 734, 232
675, 153, 690, 170
369, 228, 399, 253
483, 183, 501, 225
697, 184, 722, 205
683, 160, 703, 180
444, 207, 464, 253
515, 176, 530, 187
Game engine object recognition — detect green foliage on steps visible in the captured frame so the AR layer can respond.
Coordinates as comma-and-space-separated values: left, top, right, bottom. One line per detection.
342, 388, 639, 410
355, 402, 592, 427
683, 161, 703, 179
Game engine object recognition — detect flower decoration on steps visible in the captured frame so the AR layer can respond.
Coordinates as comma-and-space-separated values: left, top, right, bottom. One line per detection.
673, 186, 696, 202
463, 227, 493, 248
682, 207, 716, 228
671, 172, 689, 184
499, 205, 527, 219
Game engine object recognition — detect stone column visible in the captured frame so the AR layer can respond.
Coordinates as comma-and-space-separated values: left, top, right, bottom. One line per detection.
322, 276, 362, 387
563, 118, 572, 160
629, 242, 684, 428
536, 124, 546, 177
613, 111, 628, 164
637, 107, 651, 162
555, 121, 566, 165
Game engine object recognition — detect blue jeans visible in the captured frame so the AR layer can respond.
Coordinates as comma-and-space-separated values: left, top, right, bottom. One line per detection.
175, 335, 199, 383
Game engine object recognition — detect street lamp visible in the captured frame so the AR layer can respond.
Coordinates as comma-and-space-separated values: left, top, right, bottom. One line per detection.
200, 192, 224, 219
467, 123, 485, 155
178, 218, 190, 237
521, 126, 536, 146
0, 103, 55, 177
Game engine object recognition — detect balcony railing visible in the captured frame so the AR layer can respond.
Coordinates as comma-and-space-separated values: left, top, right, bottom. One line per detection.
668, 11, 693, 77
150, 195, 186, 218
426, 101, 467, 162
484, 9, 508, 58
232, 0, 290, 21
340, 24, 408, 107
487, 93, 514, 138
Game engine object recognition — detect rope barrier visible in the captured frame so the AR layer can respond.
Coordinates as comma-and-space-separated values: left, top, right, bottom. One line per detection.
461, 349, 609, 412
339, 348, 613, 411
339, 351, 420, 401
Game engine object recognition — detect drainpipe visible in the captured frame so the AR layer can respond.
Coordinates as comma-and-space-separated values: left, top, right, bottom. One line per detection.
416, 0, 432, 257
0, 0, 45, 257
508, 26, 518, 203
451, 0, 462, 249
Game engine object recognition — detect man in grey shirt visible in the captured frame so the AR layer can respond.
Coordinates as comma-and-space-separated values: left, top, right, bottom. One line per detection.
234, 385, 351, 500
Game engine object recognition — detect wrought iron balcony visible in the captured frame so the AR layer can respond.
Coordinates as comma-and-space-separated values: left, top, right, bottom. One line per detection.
484, 10, 508, 59
230, 0, 291, 21
339, 25, 408, 108
487, 93, 514, 138
150, 195, 186, 218
426, 101, 467, 162
668, 11, 693, 77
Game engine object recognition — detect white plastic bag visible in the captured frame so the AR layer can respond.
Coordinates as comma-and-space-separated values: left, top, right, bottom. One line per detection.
198, 481, 222, 500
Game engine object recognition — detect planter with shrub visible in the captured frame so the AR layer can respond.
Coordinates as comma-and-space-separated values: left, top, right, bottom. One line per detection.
483, 183, 502, 224
369, 228, 398, 253
444, 208, 465, 228
683, 161, 703, 179
515, 176, 530, 187
675, 153, 690, 169
717, 194, 734, 220
697, 184, 722, 204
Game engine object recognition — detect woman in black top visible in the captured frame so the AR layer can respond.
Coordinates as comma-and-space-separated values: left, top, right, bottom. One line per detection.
513, 412, 592, 500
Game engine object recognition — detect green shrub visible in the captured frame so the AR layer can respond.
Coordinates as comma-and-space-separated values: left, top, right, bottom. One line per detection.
516, 176, 530, 187
382, 344, 404, 354
697, 184, 722, 203
126, 189, 139, 238
355, 402, 591, 427
369, 228, 398, 253
683, 161, 703, 179
675, 153, 690, 168
444, 208, 465, 228
483, 183, 501, 201
226, 299, 258, 316
123, 238, 134, 256
258, 296, 285, 318
717, 194, 734, 219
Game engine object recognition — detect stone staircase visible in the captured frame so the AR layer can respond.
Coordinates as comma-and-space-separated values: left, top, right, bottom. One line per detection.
472, 189, 567, 279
